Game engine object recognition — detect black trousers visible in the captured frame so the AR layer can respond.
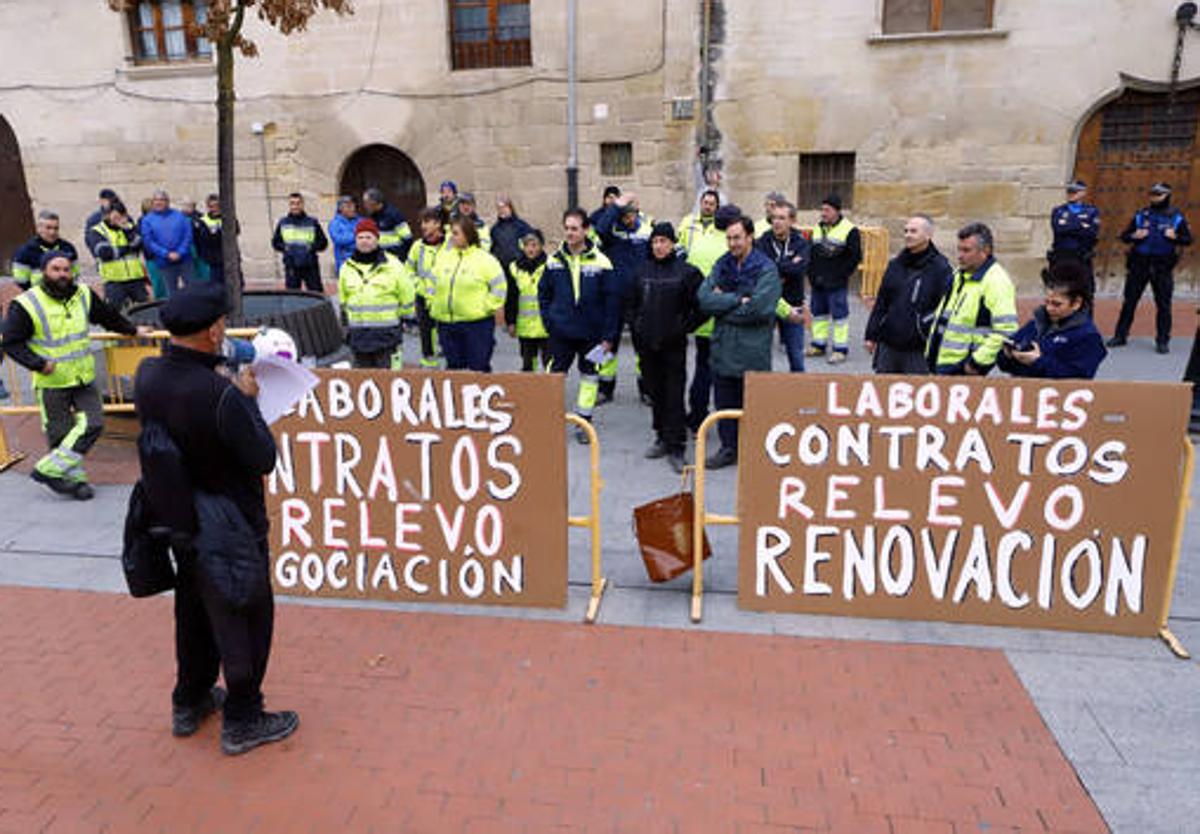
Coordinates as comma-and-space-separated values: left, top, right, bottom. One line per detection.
103, 280, 150, 311
353, 349, 393, 369
686, 335, 712, 432
1115, 255, 1174, 345
519, 337, 549, 372
712, 374, 745, 454
284, 264, 323, 293
641, 343, 687, 452
415, 296, 437, 362
173, 541, 274, 723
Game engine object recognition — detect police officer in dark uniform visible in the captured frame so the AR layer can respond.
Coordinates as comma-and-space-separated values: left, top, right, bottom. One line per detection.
1109, 182, 1193, 354
134, 284, 298, 755
1048, 180, 1099, 285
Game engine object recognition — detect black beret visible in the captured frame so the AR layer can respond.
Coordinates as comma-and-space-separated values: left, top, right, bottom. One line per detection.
160, 283, 230, 336
651, 221, 677, 242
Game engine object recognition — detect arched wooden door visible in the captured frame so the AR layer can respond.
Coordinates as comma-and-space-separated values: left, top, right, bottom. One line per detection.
0, 116, 33, 274
339, 145, 427, 226
1074, 83, 1200, 291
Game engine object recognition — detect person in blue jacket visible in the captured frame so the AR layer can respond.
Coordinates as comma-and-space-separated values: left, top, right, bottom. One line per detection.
593, 192, 652, 402
139, 190, 195, 297
1047, 180, 1099, 286
327, 195, 360, 275
1109, 182, 1193, 354
999, 260, 1106, 380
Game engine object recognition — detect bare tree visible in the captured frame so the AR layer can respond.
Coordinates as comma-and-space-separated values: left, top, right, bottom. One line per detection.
110, 0, 353, 314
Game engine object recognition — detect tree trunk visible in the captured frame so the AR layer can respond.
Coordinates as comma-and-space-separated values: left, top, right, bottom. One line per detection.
217, 35, 243, 316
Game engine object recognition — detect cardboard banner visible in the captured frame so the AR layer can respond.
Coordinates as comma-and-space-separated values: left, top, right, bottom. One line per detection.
266, 370, 568, 608
737, 373, 1192, 636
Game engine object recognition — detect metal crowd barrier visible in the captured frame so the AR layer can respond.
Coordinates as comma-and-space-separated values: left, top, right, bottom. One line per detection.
566, 413, 608, 623
690, 409, 743, 623
687, 408, 1196, 659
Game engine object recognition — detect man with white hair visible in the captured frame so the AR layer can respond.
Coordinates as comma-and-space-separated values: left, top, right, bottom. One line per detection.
864, 214, 953, 373
140, 190, 196, 296
12, 210, 80, 291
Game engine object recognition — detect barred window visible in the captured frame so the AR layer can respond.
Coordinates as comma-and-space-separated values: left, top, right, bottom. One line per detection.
600, 143, 634, 178
882, 0, 994, 35
449, 0, 532, 70
128, 0, 211, 63
798, 153, 856, 210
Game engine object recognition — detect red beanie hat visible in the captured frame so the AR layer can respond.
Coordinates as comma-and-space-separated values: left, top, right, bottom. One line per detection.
355, 218, 380, 237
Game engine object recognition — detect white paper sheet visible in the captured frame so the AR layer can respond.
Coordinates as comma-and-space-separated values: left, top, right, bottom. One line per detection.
584, 343, 613, 366
251, 354, 319, 425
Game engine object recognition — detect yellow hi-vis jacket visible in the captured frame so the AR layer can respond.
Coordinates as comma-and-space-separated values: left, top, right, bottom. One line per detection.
14, 284, 95, 389
678, 212, 727, 337
88, 223, 146, 283
338, 252, 415, 330
428, 245, 506, 323
927, 258, 1019, 373
508, 258, 548, 339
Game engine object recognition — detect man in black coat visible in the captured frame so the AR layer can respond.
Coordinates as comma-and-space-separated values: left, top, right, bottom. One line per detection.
628, 222, 704, 473
134, 283, 298, 756
864, 214, 953, 374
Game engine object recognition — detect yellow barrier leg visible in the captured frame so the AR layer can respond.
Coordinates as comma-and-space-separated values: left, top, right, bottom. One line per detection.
0, 418, 25, 472
566, 413, 606, 624
691, 409, 743, 623
1157, 438, 1195, 660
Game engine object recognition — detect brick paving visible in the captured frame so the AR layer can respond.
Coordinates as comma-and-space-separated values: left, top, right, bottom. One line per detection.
0, 587, 1105, 833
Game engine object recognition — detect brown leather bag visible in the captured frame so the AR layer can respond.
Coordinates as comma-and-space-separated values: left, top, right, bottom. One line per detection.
633, 471, 713, 583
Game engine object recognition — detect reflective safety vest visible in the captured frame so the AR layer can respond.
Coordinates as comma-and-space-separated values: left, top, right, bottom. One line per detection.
428, 245, 507, 324
380, 222, 414, 253
200, 214, 222, 233
338, 253, 416, 330
927, 259, 1019, 372
279, 222, 316, 247
405, 237, 449, 299
678, 213, 726, 337
89, 223, 146, 283
811, 216, 855, 258
509, 259, 548, 339
15, 284, 95, 389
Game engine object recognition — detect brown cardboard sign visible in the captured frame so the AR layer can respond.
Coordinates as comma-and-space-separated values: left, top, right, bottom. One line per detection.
266, 370, 568, 608
737, 373, 1192, 636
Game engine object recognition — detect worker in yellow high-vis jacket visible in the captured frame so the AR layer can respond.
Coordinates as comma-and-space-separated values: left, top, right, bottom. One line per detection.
926, 222, 1019, 375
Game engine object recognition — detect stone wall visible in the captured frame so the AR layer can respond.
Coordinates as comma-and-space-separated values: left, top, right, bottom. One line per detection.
0, 0, 699, 282
2, 1, 1197, 291
712, 0, 1200, 291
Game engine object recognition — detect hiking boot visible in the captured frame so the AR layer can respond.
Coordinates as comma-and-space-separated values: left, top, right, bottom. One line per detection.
574, 425, 592, 445
72, 482, 95, 501
1106, 335, 1127, 348
667, 450, 687, 474
1156, 341, 1170, 355
644, 439, 668, 459
804, 345, 825, 358
221, 710, 300, 756
705, 447, 737, 470
828, 351, 848, 365
172, 686, 227, 738
31, 470, 76, 496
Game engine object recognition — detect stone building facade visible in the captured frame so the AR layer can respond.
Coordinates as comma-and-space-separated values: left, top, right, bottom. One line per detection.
1, 0, 1197, 291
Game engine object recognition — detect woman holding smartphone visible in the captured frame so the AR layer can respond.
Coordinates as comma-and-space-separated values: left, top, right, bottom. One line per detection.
998, 259, 1106, 380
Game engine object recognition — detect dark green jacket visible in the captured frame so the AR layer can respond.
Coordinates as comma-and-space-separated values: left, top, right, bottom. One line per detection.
697, 249, 781, 378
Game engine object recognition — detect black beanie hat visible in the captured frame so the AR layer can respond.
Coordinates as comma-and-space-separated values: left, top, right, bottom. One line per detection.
650, 221, 676, 242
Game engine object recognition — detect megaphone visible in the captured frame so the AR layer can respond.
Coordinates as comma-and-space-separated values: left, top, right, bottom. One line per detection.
221, 327, 299, 368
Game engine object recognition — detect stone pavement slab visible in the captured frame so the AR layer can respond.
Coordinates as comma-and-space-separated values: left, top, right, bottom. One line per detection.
1, 293, 1199, 831
0, 586, 1106, 834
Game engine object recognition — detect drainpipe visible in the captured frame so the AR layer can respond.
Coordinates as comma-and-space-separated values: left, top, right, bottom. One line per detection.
566, 0, 579, 208
699, 0, 713, 151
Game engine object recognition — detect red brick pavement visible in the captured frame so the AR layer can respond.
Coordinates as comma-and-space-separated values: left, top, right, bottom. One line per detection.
0, 587, 1105, 833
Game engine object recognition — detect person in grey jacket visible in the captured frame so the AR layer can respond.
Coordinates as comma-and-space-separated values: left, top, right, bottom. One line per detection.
697, 215, 781, 469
